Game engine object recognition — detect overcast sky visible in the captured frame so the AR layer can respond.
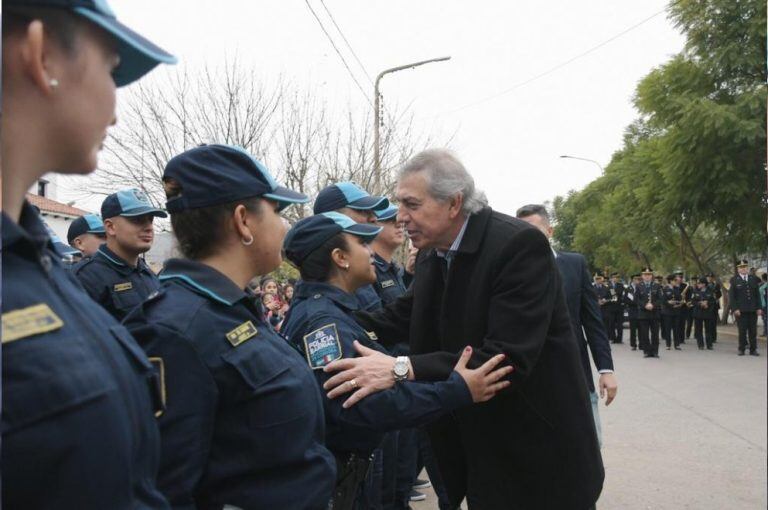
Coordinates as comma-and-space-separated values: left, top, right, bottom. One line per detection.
60, 0, 685, 216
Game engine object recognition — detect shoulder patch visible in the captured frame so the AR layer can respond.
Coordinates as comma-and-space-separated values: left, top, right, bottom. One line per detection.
303, 323, 343, 369
114, 282, 133, 292
381, 279, 396, 289
226, 320, 258, 346
2, 303, 64, 344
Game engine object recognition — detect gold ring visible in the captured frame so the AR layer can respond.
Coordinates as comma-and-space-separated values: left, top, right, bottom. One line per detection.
348, 379, 357, 388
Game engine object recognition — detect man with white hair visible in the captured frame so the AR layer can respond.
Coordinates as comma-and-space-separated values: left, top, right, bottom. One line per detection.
322, 149, 604, 509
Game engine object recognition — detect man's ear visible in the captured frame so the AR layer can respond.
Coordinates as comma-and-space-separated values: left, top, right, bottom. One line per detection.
448, 193, 464, 219
103, 218, 117, 237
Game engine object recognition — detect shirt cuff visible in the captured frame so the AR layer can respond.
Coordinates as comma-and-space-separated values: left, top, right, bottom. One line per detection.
598, 369, 614, 374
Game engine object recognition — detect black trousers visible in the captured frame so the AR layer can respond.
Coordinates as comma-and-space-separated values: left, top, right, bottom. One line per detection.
638, 318, 659, 356
629, 318, 638, 347
601, 307, 614, 342
611, 309, 624, 343
694, 317, 715, 348
662, 315, 681, 347
736, 312, 758, 353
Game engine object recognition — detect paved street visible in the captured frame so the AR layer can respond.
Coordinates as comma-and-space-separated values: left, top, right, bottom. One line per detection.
413, 325, 767, 509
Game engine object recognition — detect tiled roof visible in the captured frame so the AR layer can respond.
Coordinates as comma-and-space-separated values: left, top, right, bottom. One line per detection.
26, 193, 89, 218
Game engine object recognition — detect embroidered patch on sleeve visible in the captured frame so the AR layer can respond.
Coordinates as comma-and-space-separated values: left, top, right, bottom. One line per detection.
303, 323, 343, 369
226, 321, 258, 347
2, 303, 64, 344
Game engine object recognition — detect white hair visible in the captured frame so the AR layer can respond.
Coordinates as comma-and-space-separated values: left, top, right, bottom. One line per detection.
398, 148, 487, 215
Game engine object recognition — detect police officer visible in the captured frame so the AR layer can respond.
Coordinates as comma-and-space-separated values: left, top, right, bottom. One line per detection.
636, 267, 664, 358
607, 272, 625, 344
67, 213, 106, 258
686, 275, 699, 340
692, 277, 717, 350
313, 181, 390, 312
372, 205, 409, 306
2, 0, 175, 507
625, 273, 642, 350
123, 144, 337, 508
661, 274, 683, 350
281, 212, 512, 510
593, 273, 611, 335
729, 260, 763, 356
73, 189, 166, 320
706, 273, 722, 343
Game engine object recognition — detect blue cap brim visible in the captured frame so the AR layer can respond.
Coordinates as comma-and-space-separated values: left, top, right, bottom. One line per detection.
341, 223, 382, 241
119, 207, 168, 219
347, 195, 389, 211
263, 186, 310, 212
74, 8, 177, 87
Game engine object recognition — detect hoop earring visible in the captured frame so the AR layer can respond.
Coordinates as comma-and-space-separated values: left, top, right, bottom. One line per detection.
242, 236, 254, 246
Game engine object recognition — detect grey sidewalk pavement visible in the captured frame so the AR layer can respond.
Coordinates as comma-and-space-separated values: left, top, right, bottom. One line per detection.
413, 324, 767, 509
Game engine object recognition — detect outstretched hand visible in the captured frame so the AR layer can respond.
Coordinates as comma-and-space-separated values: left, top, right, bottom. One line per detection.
453, 346, 514, 403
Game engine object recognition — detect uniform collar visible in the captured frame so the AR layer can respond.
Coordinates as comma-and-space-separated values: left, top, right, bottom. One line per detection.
2, 202, 55, 256
373, 252, 395, 271
295, 280, 360, 311
96, 244, 151, 273
159, 258, 249, 306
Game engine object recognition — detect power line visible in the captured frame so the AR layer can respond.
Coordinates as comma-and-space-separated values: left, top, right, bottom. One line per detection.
319, 0, 373, 85
304, 0, 372, 106
435, 5, 671, 117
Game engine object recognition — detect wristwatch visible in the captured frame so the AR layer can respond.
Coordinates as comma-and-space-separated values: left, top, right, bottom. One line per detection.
392, 356, 410, 382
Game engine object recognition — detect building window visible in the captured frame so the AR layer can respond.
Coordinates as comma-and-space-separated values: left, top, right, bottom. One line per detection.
38, 179, 49, 197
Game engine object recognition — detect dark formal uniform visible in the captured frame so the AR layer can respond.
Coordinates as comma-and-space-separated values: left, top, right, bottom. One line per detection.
74, 245, 161, 321
123, 259, 335, 509
594, 282, 611, 338
692, 284, 717, 349
685, 279, 696, 339
355, 283, 383, 312
2, 204, 168, 509
606, 280, 625, 343
677, 281, 692, 342
624, 281, 640, 349
282, 281, 472, 509
708, 279, 722, 342
636, 279, 664, 357
729, 269, 762, 355
373, 253, 409, 306
661, 285, 683, 349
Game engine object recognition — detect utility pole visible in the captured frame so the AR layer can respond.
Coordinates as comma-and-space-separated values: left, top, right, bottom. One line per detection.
373, 56, 451, 193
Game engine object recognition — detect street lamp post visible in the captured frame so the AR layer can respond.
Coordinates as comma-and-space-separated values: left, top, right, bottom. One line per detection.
559, 154, 605, 173
373, 56, 451, 193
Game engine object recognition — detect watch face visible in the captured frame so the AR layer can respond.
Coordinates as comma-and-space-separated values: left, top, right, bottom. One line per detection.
394, 361, 408, 377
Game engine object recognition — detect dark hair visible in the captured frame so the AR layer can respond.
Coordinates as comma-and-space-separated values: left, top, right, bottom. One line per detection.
164, 178, 262, 260
260, 276, 277, 288
298, 233, 349, 283
516, 203, 550, 222
3, 7, 81, 53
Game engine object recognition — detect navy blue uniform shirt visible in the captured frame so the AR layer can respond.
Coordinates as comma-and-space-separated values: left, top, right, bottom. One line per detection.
354, 283, 383, 312
74, 244, 161, 321
123, 259, 335, 510
372, 253, 408, 306
1, 204, 168, 509
282, 281, 472, 456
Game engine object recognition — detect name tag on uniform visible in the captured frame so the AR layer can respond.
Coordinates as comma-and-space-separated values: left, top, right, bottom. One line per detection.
2, 303, 64, 344
226, 321, 258, 346
114, 282, 133, 292
381, 280, 396, 289
366, 331, 379, 341
303, 323, 342, 369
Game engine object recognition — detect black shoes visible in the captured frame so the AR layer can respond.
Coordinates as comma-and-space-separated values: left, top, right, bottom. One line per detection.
738, 350, 745, 356
750, 351, 759, 356
674, 346, 682, 350
631, 346, 637, 351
